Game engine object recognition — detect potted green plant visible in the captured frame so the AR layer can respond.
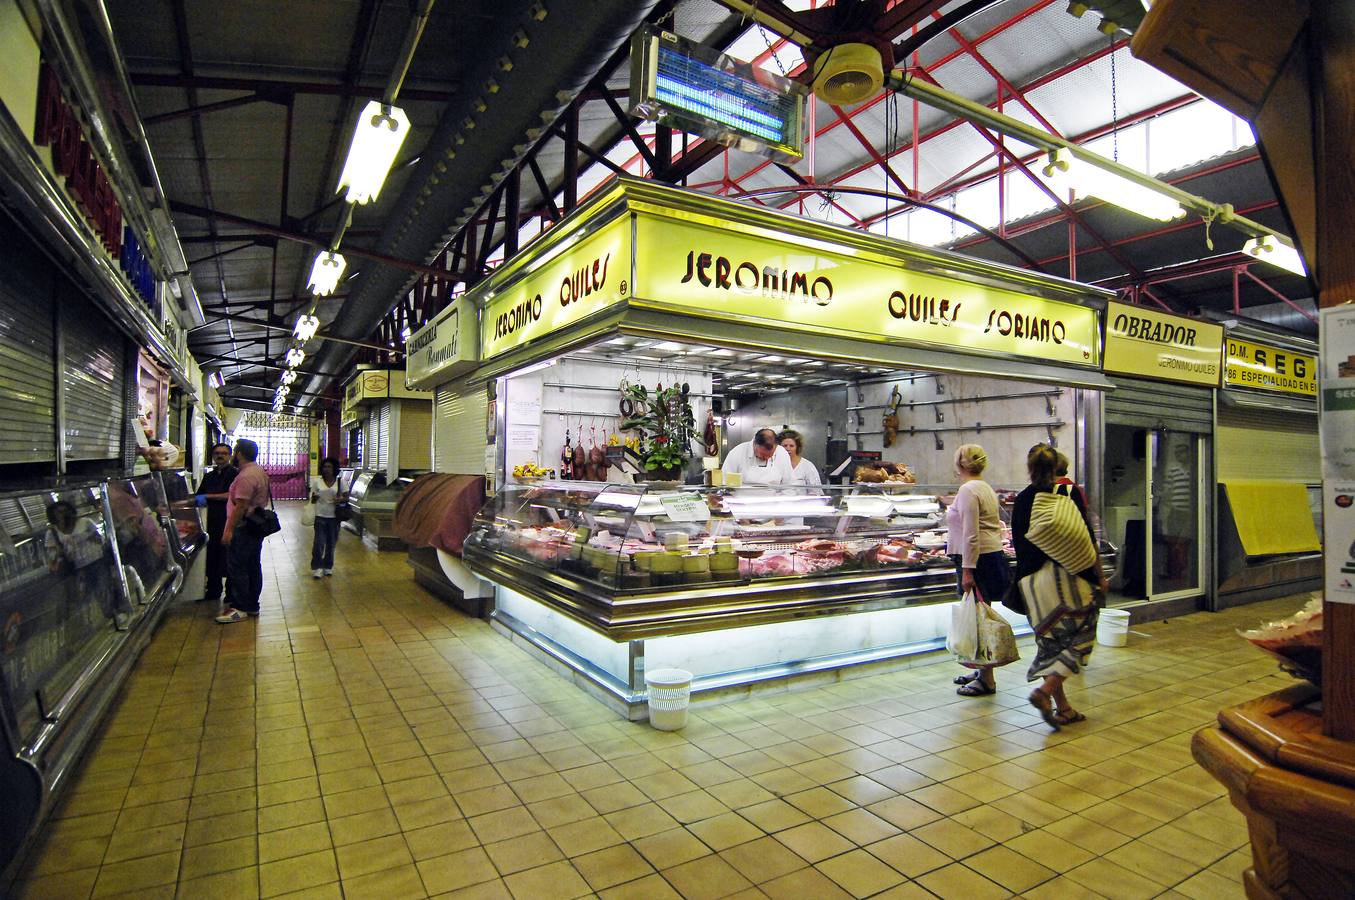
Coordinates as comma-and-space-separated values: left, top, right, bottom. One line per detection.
619, 381, 697, 481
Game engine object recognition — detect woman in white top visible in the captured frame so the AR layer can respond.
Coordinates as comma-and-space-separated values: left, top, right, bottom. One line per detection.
309, 457, 347, 578
945, 444, 1011, 697
778, 430, 822, 487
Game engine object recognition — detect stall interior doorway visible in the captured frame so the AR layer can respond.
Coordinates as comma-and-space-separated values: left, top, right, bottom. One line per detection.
1104, 424, 1206, 605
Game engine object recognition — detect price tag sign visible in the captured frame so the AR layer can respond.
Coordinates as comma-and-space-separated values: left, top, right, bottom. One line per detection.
660, 493, 710, 523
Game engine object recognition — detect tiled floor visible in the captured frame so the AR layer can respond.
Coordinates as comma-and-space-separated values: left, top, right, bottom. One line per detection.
14, 502, 1302, 899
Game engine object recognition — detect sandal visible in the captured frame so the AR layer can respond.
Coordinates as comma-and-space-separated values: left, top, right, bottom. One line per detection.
957, 679, 996, 697
1053, 709, 1086, 726
953, 672, 981, 686
1028, 689, 1060, 730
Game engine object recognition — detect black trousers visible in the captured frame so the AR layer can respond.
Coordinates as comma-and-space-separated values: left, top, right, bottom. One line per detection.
204, 537, 232, 604
227, 531, 264, 614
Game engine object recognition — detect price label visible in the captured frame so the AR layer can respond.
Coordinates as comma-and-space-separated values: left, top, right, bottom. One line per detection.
660, 493, 710, 523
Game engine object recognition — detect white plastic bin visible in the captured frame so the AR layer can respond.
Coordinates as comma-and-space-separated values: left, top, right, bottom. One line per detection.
645, 668, 693, 731
1097, 608, 1132, 647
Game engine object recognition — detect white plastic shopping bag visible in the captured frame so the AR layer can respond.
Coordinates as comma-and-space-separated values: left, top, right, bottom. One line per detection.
947, 591, 980, 661
300, 502, 317, 527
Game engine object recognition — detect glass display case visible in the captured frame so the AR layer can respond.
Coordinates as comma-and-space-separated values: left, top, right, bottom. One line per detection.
158, 470, 206, 561
463, 481, 1036, 639
106, 474, 175, 604
0, 486, 132, 744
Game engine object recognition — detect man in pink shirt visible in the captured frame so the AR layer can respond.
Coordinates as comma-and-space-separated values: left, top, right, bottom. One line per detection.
217, 438, 271, 624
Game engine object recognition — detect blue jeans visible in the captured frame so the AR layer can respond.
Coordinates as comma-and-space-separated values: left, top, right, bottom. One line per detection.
311, 516, 339, 570
227, 530, 264, 614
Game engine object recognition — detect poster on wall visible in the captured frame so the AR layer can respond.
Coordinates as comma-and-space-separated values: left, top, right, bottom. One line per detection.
1319, 305, 1355, 602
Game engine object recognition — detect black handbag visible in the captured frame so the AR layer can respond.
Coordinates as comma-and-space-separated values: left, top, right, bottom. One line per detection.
333, 501, 352, 523
244, 484, 282, 537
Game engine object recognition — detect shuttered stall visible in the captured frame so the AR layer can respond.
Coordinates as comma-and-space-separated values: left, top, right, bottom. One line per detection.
433, 378, 488, 475
370, 402, 389, 471
1105, 375, 1213, 433
0, 215, 57, 464
1216, 406, 1319, 483
398, 402, 433, 471
61, 285, 126, 461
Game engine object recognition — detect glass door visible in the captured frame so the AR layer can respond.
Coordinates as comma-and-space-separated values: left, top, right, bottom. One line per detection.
1147, 430, 1205, 598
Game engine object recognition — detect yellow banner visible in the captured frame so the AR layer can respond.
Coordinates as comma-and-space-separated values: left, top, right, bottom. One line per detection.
630, 217, 1100, 366
1225, 338, 1316, 396
481, 216, 632, 359
1102, 301, 1222, 386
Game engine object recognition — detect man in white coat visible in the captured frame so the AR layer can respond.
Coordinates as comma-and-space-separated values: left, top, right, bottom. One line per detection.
722, 427, 794, 485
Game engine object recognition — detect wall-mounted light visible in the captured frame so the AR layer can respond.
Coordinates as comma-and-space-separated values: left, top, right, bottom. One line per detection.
1043, 148, 1185, 222
286, 348, 306, 368
294, 314, 321, 342
308, 251, 347, 296
337, 101, 412, 205
1242, 235, 1307, 276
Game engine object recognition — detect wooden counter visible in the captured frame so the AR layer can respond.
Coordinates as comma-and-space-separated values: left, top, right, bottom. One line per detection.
1192, 685, 1355, 898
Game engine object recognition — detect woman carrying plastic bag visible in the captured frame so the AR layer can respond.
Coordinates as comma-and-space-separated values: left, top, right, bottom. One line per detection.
1011, 443, 1108, 730
947, 588, 1019, 670
945, 445, 1016, 695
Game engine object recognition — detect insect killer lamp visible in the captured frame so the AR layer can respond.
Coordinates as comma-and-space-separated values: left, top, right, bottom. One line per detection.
337, 101, 411, 205
1043, 148, 1185, 222
308, 252, 347, 297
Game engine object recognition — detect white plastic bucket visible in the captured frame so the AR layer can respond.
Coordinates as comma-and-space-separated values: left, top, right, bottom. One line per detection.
645, 668, 693, 731
1097, 608, 1132, 647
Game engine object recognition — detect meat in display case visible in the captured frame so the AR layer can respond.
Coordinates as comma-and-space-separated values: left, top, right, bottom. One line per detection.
462, 481, 1028, 640
158, 469, 206, 561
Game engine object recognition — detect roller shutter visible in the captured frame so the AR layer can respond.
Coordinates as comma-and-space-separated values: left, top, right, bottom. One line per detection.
372, 402, 389, 471
1105, 375, 1212, 433
0, 217, 57, 463
1217, 406, 1319, 483
434, 379, 488, 475
61, 287, 126, 461
399, 402, 432, 471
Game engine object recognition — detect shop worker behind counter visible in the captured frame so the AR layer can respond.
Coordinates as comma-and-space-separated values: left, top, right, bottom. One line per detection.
723, 427, 795, 485
216, 438, 270, 625
194, 442, 237, 608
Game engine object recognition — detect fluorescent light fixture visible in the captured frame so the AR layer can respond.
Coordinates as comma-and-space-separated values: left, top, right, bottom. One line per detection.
208, 371, 226, 389
337, 101, 412, 205
1043, 148, 1185, 221
1242, 235, 1307, 276
308, 252, 347, 296
286, 348, 306, 368
280, 370, 297, 386
400, 326, 412, 342
294, 314, 321, 342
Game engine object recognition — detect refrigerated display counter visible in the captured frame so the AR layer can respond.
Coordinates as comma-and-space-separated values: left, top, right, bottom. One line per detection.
159, 469, 206, 564
347, 471, 421, 550
0, 475, 183, 879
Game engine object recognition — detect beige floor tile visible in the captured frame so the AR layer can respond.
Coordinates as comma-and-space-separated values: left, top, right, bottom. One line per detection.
661, 855, 754, 900
687, 812, 765, 852
334, 833, 413, 880
821, 807, 901, 845
1063, 857, 1167, 900
14, 867, 100, 900
633, 826, 712, 869
864, 832, 952, 878
704, 779, 777, 810
915, 862, 1012, 900
404, 819, 479, 861
321, 784, 389, 820
502, 860, 592, 899
866, 795, 945, 831
739, 798, 812, 833
964, 844, 1057, 892
1003, 827, 1095, 873
179, 835, 258, 881
341, 862, 428, 900
604, 803, 682, 841
258, 849, 340, 899
547, 816, 626, 857
759, 866, 854, 900
573, 843, 656, 890
417, 847, 499, 894
483, 831, 563, 875
815, 848, 907, 898
468, 806, 540, 844
258, 798, 327, 834
174, 866, 260, 900
719, 835, 807, 884
597, 872, 682, 899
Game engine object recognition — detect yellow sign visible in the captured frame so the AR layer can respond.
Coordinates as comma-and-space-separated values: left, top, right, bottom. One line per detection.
630, 217, 1100, 366
481, 216, 632, 359
1102, 301, 1222, 386
1225, 338, 1316, 396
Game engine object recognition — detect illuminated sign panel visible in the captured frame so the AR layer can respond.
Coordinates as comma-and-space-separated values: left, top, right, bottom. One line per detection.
630, 27, 805, 163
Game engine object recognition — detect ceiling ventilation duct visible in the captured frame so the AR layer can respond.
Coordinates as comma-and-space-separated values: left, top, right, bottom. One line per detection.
302, 0, 659, 405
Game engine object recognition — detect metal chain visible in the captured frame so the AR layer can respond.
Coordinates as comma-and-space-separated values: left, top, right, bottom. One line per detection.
1110, 35, 1118, 162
